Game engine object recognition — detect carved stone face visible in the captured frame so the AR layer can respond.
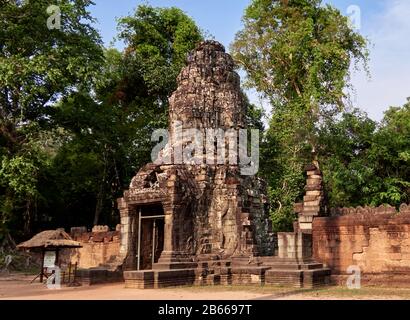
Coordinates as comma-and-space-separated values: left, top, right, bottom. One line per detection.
119, 41, 274, 265
168, 41, 245, 132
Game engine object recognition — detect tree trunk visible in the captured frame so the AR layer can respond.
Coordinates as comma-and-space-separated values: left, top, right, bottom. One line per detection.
1, 232, 17, 252
93, 149, 108, 226
23, 199, 32, 237
93, 183, 104, 226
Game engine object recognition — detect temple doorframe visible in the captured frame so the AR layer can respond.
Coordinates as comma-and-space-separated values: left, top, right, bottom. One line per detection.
136, 207, 165, 271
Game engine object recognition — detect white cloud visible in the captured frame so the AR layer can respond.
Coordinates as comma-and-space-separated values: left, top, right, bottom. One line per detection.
351, 0, 410, 120
246, 0, 410, 122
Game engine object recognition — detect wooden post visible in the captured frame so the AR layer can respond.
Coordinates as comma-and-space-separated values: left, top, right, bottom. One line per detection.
152, 219, 156, 267
68, 263, 72, 283
40, 249, 45, 283
137, 208, 142, 270
55, 248, 60, 267
73, 262, 77, 283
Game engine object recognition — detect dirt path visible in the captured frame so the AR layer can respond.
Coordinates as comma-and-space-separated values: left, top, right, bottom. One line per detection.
1, 274, 409, 300
0, 275, 269, 300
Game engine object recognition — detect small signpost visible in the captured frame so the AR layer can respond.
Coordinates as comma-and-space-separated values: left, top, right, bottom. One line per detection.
16, 229, 82, 285
30, 248, 59, 283
43, 250, 57, 268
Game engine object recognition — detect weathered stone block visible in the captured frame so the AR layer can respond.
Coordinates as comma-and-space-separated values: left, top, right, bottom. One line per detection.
92, 225, 109, 233
306, 191, 322, 196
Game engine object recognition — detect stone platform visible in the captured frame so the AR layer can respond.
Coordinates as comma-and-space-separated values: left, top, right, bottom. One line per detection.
264, 259, 331, 288
76, 268, 124, 286
111, 42, 332, 291
123, 256, 330, 289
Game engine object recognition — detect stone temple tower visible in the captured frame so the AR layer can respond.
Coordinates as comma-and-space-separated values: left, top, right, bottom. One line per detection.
117, 41, 275, 287
117, 41, 330, 288
162, 40, 274, 259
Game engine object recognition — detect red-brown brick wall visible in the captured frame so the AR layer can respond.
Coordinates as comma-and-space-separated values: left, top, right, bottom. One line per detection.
313, 213, 410, 275
60, 230, 120, 269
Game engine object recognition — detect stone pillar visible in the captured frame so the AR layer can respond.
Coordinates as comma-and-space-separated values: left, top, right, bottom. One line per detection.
297, 164, 325, 232
117, 198, 137, 270
158, 204, 179, 263
158, 203, 192, 264
278, 232, 312, 260
162, 211, 173, 253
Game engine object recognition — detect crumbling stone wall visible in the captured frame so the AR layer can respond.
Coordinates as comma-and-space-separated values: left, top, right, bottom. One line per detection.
117, 41, 275, 268
164, 41, 273, 258
313, 204, 410, 284
61, 226, 121, 269
189, 167, 273, 258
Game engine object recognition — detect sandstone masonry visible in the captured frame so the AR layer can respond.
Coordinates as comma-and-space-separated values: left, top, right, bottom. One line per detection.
115, 41, 330, 289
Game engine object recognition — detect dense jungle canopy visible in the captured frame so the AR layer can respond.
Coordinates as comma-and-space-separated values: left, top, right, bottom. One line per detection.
1, 0, 409, 244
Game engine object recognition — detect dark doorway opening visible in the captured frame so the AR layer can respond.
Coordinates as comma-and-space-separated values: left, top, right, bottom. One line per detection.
137, 204, 165, 270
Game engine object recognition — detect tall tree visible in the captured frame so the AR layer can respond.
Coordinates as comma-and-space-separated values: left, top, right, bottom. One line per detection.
318, 102, 410, 208
317, 109, 377, 207
232, 0, 368, 128
0, 0, 103, 239
116, 5, 204, 127
232, 0, 369, 230
51, 5, 204, 227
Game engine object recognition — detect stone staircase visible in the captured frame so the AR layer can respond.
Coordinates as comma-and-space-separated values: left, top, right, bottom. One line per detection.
261, 258, 331, 288
123, 255, 331, 289
105, 163, 334, 289
257, 162, 331, 288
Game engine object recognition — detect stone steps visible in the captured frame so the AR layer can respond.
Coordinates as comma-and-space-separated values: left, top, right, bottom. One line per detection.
123, 262, 331, 289
265, 267, 331, 288
152, 259, 232, 270
196, 260, 232, 268
124, 269, 197, 289
261, 262, 324, 271
152, 262, 198, 270
265, 270, 304, 288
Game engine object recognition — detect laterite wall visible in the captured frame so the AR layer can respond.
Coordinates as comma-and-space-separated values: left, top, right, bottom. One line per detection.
59, 226, 121, 269
312, 205, 410, 285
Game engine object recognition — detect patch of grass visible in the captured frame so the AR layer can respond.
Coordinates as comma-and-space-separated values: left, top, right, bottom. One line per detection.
307, 286, 410, 299
164, 284, 311, 295
164, 284, 410, 300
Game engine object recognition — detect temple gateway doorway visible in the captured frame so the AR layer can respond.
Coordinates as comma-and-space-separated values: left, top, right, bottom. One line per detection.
137, 204, 165, 270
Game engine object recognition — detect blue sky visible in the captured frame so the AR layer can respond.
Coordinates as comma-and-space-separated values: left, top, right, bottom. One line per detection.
89, 0, 410, 122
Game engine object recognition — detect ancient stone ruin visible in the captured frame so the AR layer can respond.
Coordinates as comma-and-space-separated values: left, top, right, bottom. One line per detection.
16, 40, 410, 290
313, 202, 410, 286
116, 40, 330, 288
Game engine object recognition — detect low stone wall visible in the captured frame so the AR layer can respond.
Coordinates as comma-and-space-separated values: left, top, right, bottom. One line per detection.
329, 204, 410, 216
313, 204, 410, 285
60, 226, 121, 270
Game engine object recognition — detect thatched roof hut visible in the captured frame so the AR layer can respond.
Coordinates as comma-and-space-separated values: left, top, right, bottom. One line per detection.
17, 229, 82, 250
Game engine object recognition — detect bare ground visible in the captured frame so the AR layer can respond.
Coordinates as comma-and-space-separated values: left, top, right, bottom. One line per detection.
1, 273, 409, 300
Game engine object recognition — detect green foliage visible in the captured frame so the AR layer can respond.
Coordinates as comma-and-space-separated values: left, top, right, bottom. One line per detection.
0, 0, 103, 239
118, 5, 203, 100
233, 0, 369, 231
46, 5, 204, 228
1, 0, 408, 244
0, 125, 55, 238
244, 94, 265, 131
318, 103, 410, 208
0, 0, 103, 124
369, 101, 410, 205
318, 109, 377, 207
232, 0, 368, 113
260, 109, 311, 231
